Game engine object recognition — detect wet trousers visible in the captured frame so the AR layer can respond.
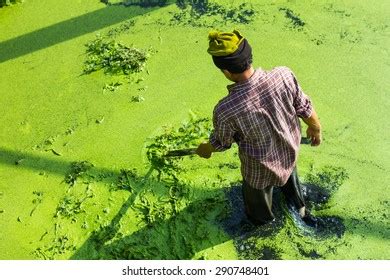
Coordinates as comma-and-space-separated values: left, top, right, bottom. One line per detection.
242, 167, 306, 225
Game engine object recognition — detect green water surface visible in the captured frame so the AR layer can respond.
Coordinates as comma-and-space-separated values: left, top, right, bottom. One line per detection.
0, 0, 389, 259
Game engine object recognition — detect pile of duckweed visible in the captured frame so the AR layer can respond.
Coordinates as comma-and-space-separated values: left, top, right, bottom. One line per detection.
0, 0, 389, 260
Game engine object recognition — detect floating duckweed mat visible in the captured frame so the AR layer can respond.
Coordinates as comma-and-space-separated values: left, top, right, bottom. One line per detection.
0, 0, 389, 260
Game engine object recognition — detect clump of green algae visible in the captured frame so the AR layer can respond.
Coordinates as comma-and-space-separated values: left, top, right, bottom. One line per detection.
171, 1, 256, 27
83, 35, 150, 75
64, 161, 94, 186
146, 115, 212, 180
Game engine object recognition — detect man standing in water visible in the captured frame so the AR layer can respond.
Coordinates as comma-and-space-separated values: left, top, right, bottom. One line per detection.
196, 30, 322, 226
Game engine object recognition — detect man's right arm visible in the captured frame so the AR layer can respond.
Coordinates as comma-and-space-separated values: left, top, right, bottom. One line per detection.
302, 109, 322, 146
283, 67, 322, 146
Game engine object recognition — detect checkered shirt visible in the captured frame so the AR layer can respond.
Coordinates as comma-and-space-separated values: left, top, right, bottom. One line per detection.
209, 67, 313, 189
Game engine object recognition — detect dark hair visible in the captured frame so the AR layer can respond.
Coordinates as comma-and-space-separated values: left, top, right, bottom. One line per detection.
211, 39, 253, 74
213, 55, 253, 74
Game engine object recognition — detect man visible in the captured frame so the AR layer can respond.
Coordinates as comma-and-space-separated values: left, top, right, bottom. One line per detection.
196, 30, 322, 226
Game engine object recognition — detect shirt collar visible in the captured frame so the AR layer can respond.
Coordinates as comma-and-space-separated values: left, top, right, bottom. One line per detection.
226, 68, 263, 93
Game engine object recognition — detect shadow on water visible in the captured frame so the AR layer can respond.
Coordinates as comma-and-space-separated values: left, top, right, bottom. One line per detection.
71, 187, 230, 260
71, 185, 289, 260
0, 146, 122, 180
0, 4, 161, 63
0, 147, 286, 259
0, 147, 233, 259
343, 215, 390, 242
1, 147, 388, 259
70, 180, 389, 260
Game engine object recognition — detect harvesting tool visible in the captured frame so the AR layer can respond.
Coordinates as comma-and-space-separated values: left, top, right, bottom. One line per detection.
164, 148, 197, 157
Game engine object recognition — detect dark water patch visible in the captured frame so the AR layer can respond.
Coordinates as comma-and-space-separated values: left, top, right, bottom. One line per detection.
131, 95, 145, 103
259, 246, 282, 260
286, 181, 346, 239
314, 216, 345, 238
287, 197, 346, 239
220, 184, 248, 237
237, 240, 282, 260
102, 82, 122, 93
380, 200, 389, 207
301, 183, 331, 209
222, 183, 345, 257
296, 243, 322, 259
305, 165, 349, 195
299, 166, 348, 238
222, 185, 285, 238
222, 185, 286, 260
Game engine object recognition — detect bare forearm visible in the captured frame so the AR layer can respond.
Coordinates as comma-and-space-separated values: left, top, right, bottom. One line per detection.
302, 109, 321, 130
302, 109, 322, 146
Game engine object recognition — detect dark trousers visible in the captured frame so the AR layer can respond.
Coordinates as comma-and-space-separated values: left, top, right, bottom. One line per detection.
242, 168, 305, 225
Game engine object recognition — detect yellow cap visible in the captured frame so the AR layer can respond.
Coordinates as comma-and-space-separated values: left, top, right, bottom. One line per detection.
207, 30, 244, 57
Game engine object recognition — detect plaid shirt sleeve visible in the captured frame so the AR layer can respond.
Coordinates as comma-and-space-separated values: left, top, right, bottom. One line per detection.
209, 107, 235, 152
286, 69, 313, 119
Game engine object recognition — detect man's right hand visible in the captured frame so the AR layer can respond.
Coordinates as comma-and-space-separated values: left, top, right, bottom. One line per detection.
302, 109, 322, 146
306, 126, 322, 146
196, 142, 215, 159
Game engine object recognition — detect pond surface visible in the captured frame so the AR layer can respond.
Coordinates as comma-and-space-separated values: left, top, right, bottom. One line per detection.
0, 0, 389, 259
